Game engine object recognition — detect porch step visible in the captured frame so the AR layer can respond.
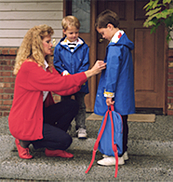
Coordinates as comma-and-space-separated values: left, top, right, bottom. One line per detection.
86, 113, 156, 122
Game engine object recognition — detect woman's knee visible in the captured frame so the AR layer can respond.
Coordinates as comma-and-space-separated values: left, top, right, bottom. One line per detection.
61, 133, 72, 150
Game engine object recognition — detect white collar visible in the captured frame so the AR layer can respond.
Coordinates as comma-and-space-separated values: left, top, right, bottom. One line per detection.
61, 37, 83, 46
111, 30, 124, 43
67, 39, 77, 45
44, 60, 49, 68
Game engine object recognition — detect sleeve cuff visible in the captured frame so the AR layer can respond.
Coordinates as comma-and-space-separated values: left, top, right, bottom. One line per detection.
104, 90, 114, 98
62, 70, 70, 76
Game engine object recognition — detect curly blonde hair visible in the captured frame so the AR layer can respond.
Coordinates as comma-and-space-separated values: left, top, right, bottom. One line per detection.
13, 24, 54, 75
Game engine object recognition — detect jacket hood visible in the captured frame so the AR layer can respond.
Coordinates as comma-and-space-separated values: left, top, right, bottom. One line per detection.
110, 32, 134, 51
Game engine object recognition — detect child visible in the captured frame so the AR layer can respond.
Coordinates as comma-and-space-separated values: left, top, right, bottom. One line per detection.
94, 9, 135, 166
53, 15, 89, 139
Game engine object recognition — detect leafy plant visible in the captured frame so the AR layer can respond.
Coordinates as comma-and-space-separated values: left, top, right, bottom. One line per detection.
143, 0, 173, 42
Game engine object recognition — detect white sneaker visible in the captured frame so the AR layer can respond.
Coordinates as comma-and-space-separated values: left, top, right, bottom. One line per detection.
97, 156, 125, 166
123, 151, 129, 161
103, 151, 129, 160
76, 128, 87, 139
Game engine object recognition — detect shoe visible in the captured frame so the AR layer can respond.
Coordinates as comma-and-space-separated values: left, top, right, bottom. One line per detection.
123, 151, 129, 161
97, 156, 124, 166
45, 148, 74, 158
103, 151, 129, 161
76, 128, 87, 139
15, 139, 33, 159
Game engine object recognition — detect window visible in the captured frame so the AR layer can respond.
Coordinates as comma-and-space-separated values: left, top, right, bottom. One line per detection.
66, 0, 91, 33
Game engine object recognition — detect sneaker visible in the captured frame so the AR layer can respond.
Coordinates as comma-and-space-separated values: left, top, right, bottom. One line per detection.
76, 128, 87, 139
123, 151, 129, 161
97, 156, 125, 166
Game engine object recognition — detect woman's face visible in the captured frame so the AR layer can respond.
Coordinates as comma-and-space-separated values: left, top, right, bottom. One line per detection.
42, 35, 53, 57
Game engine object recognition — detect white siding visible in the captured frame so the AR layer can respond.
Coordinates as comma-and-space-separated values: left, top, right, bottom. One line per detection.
0, 0, 63, 47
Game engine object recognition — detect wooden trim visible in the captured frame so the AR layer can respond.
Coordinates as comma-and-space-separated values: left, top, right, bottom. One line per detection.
63, 0, 72, 16
63, 0, 66, 17
164, 29, 169, 115
89, 0, 97, 111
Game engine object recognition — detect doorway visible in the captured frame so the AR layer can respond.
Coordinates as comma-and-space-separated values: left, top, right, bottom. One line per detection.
64, 0, 166, 113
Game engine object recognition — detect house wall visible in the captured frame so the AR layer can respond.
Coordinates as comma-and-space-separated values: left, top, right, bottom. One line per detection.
0, 0, 173, 116
0, 0, 63, 47
0, 0, 63, 117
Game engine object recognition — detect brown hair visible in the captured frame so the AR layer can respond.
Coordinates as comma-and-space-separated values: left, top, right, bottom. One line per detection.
13, 24, 54, 75
95, 9, 119, 29
61, 15, 80, 31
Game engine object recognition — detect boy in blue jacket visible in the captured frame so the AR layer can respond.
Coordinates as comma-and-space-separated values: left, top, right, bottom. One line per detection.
94, 9, 135, 166
53, 16, 89, 139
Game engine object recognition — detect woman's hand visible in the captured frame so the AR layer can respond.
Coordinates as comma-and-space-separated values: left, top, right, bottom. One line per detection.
91, 60, 106, 75
84, 60, 106, 78
106, 97, 115, 106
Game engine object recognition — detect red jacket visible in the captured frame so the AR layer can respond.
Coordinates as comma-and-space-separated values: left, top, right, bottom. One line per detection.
8, 61, 87, 141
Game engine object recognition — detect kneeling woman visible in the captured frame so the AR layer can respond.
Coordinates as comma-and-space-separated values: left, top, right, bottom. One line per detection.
8, 24, 106, 159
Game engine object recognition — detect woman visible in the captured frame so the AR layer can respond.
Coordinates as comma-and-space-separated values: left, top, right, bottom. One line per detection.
8, 24, 106, 159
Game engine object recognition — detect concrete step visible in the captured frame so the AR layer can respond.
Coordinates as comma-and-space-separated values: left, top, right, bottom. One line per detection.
0, 135, 173, 181
0, 115, 173, 181
1, 154, 173, 181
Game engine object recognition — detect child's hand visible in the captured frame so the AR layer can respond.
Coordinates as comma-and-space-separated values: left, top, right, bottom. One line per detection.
106, 97, 115, 106
62, 70, 70, 76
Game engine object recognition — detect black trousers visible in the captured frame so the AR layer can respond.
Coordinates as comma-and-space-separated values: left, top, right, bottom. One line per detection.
121, 115, 128, 156
32, 99, 79, 150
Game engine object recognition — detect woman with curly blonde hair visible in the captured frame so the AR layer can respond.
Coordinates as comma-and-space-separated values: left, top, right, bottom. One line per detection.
8, 24, 106, 159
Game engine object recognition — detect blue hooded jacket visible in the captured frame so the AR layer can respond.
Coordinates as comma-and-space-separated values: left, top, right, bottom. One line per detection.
94, 32, 135, 116
53, 37, 89, 93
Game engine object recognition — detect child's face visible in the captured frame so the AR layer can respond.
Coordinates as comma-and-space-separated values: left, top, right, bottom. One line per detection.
63, 26, 79, 42
97, 24, 114, 41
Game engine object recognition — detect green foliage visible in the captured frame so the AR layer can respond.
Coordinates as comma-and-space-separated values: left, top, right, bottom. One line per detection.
143, 0, 173, 43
